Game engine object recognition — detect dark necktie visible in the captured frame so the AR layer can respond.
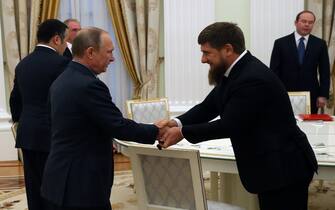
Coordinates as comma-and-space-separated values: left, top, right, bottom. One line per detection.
298, 37, 305, 65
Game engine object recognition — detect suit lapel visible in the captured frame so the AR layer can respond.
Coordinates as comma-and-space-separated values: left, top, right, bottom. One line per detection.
63, 47, 73, 59
219, 52, 253, 110
303, 35, 314, 66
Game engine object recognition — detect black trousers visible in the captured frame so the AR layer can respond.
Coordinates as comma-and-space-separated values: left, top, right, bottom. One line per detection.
22, 149, 49, 210
46, 200, 112, 210
258, 181, 311, 210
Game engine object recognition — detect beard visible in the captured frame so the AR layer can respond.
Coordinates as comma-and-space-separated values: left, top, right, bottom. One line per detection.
208, 60, 228, 86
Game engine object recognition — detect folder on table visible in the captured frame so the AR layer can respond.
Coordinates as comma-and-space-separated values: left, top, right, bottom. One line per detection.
298, 114, 333, 121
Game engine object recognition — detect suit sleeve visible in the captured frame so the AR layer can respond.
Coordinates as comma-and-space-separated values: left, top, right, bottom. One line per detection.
318, 40, 330, 98
177, 87, 220, 125
270, 40, 281, 77
182, 79, 267, 143
9, 72, 22, 122
81, 79, 158, 144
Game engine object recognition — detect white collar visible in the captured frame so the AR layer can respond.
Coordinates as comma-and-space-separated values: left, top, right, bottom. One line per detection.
294, 31, 310, 43
67, 42, 72, 52
36, 44, 56, 52
224, 50, 247, 77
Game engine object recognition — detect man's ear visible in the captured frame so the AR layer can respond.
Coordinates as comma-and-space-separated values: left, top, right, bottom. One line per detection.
52, 35, 61, 45
222, 44, 234, 56
225, 44, 234, 52
86, 47, 94, 59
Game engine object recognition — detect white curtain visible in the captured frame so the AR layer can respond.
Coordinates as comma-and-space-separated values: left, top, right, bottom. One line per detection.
58, 0, 133, 114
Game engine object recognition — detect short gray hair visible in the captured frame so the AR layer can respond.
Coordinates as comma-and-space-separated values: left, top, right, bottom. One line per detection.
72, 27, 107, 58
64, 18, 80, 26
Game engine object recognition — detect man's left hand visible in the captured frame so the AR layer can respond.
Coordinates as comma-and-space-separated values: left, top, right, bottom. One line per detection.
317, 97, 327, 108
159, 127, 184, 148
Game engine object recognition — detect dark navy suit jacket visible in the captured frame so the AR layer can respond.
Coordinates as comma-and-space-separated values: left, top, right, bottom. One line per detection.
9, 46, 70, 152
178, 52, 317, 194
41, 61, 158, 207
270, 33, 330, 113
63, 47, 73, 60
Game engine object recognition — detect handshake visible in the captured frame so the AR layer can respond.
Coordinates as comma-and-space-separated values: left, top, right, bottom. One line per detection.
154, 119, 184, 150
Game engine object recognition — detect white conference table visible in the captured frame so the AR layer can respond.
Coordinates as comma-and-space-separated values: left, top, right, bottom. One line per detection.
116, 119, 335, 210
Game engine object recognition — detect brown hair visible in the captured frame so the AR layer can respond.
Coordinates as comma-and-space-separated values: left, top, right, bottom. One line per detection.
295, 10, 316, 22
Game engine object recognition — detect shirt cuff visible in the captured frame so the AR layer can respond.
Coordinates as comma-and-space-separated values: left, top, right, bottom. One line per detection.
172, 118, 183, 127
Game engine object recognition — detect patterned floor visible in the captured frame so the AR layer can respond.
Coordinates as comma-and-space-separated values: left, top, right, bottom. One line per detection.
1, 172, 334, 210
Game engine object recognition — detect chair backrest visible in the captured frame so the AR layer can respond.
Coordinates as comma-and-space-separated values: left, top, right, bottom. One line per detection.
288, 91, 311, 114
128, 145, 208, 210
126, 98, 170, 123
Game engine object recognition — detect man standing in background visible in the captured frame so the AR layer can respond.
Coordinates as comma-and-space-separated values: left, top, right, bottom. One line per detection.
63, 18, 81, 59
270, 10, 330, 114
9, 19, 69, 210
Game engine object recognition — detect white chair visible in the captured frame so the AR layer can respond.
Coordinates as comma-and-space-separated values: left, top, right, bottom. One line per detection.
128, 144, 245, 210
114, 98, 170, 153
126, 98, 170, 123
288, 91, 311, 114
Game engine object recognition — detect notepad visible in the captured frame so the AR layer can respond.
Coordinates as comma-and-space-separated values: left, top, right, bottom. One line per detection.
298, 114, 333, 121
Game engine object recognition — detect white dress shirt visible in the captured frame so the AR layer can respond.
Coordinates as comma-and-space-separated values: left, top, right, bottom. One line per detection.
294, 31, 309, 49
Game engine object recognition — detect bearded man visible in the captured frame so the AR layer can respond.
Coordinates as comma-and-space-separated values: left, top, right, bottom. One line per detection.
158, 22, 317, 210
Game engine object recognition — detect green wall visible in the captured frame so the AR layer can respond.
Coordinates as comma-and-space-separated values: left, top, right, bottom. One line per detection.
215, 0, 250, 49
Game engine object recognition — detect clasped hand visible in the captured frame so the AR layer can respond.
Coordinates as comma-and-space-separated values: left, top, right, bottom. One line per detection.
154, 119, 184, 149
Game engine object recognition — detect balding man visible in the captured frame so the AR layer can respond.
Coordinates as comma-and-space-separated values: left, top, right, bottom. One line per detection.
270, 10, 330, 114
63, 19, 81, 59
41, 27, 163, 210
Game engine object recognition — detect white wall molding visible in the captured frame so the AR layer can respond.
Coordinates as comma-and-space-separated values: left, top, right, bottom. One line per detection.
0, 19, 17, 160
250, 0, 304, 66
164, 0, 215, 113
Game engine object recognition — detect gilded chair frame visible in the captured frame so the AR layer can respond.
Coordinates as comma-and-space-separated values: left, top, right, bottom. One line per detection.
288, 91, 311, 114
126, 98, 170, 121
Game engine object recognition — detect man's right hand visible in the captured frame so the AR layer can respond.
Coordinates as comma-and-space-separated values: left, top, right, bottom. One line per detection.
155, 119, 178, 128
154, 119, 179, 148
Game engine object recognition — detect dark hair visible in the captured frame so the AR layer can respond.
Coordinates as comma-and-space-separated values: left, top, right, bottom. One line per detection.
37, 19, 67, 43
72, 27, 106, 58
295, 10, 316, 22
198, 22, 245, 54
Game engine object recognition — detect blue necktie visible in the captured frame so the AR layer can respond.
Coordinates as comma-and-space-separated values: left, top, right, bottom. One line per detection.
298, 37, 305, 65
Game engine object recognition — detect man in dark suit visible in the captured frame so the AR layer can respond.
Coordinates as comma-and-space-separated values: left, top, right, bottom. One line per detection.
63, 19, 81, 59
158, 22, 317, 210
41, 27, 162, 210
9, 19, 70, 210
270, 10, 330, 114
